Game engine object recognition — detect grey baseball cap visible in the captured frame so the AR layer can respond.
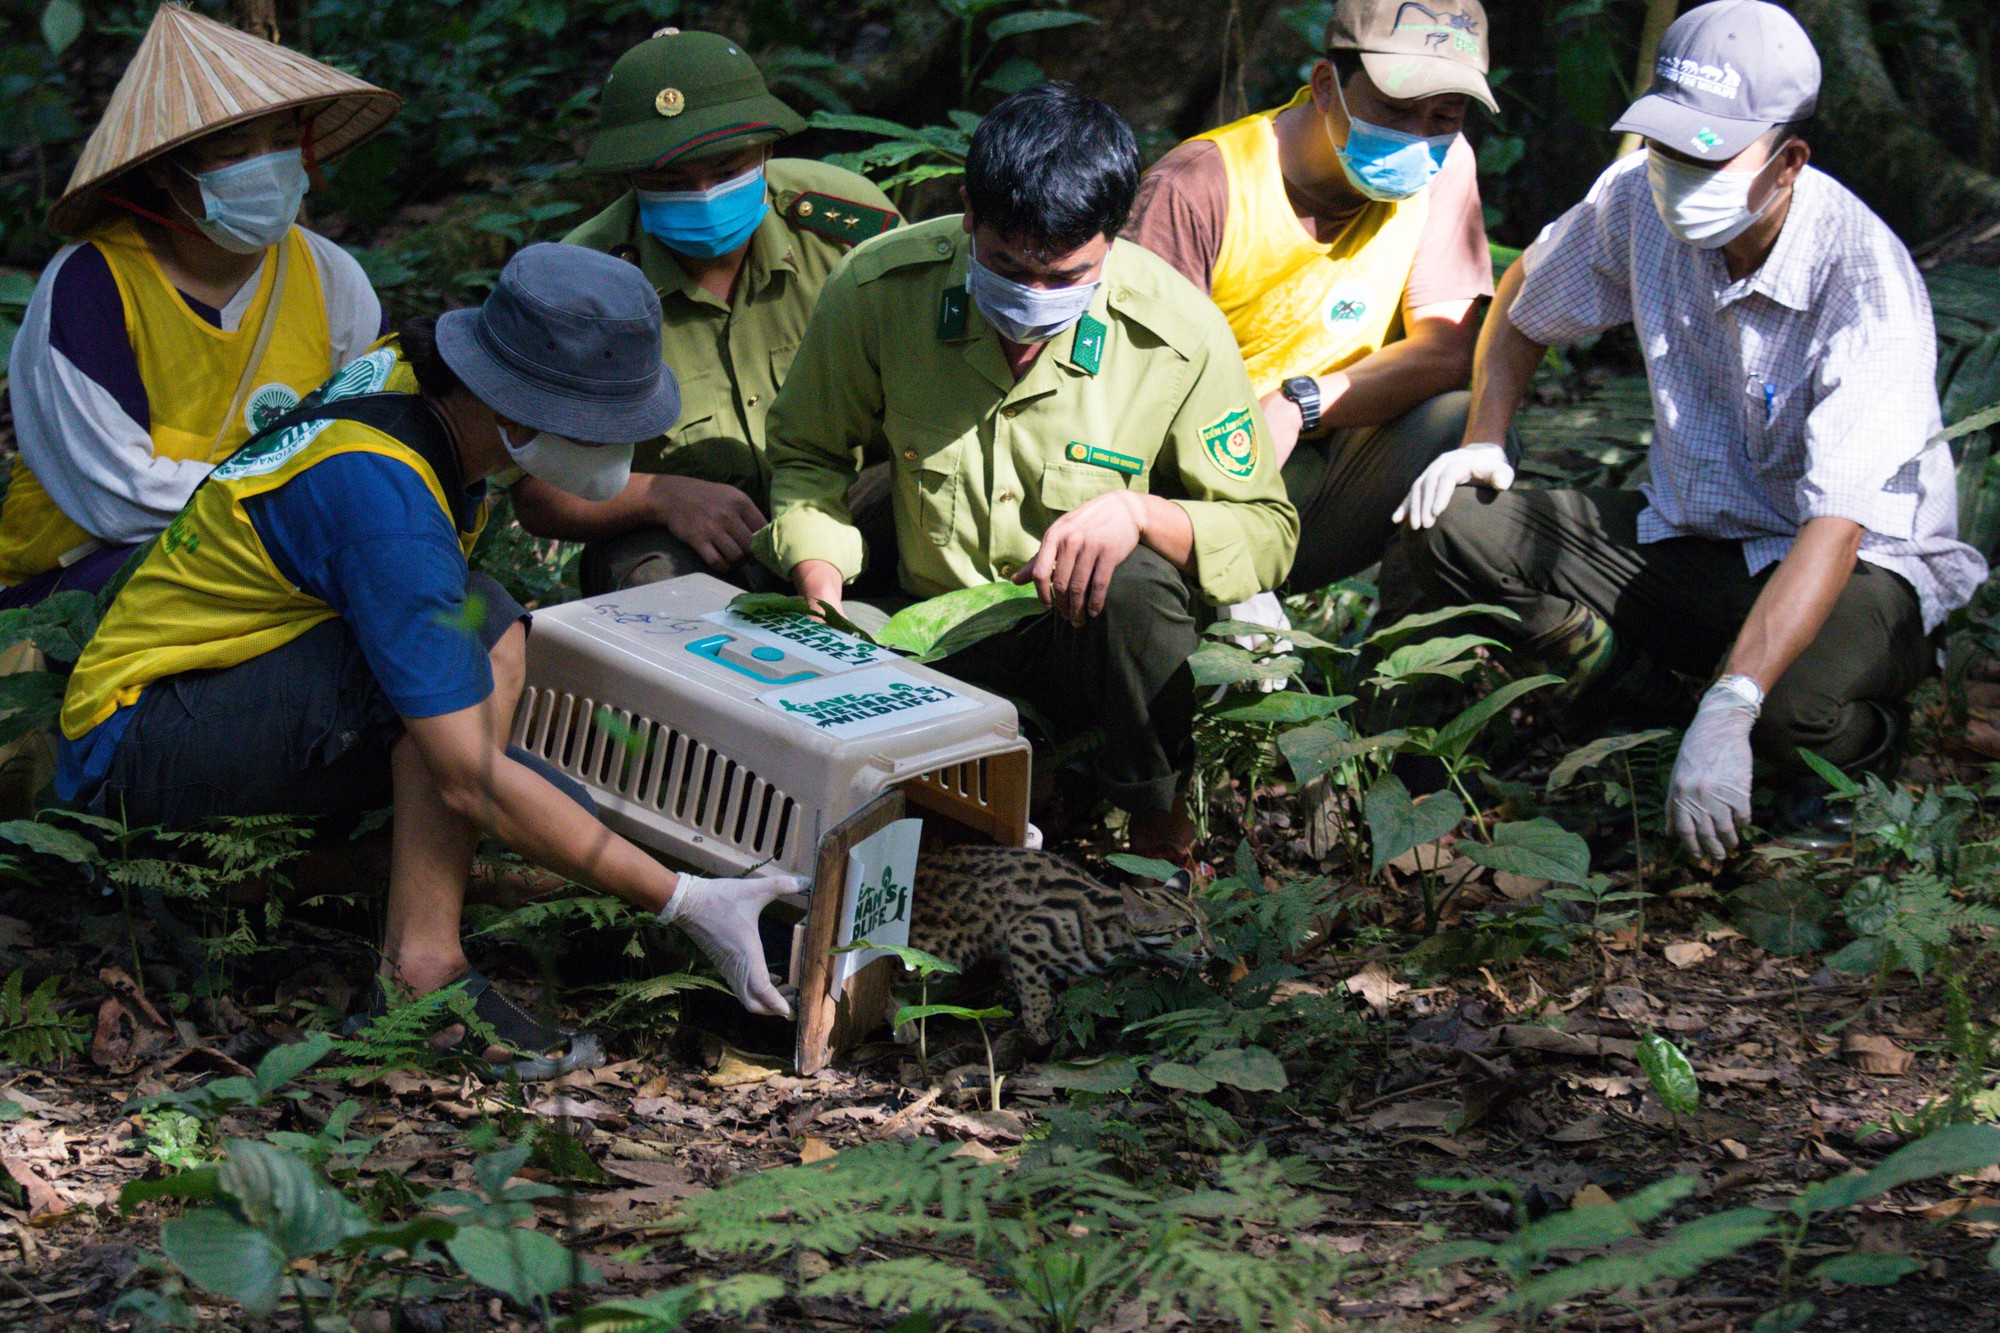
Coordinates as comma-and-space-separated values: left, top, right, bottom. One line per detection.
1611, 0, 1819, 163
436, 242, 680, 444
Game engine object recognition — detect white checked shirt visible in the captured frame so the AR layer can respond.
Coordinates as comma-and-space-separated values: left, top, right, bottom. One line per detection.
1512, 152, 1985, 631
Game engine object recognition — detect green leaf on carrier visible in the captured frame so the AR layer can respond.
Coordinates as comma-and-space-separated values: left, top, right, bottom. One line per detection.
1457, 819, 1591, 886
1636, 1033, 1699, 1116
1547, 729, 1673, 793
1728, 880, 1831, 955
875, 581, 1044, 659
1364, 775, 1465, 875
1278, 720, 1406, 786
447, 1223, 590, 1305
726, 591, 877, 643
1809, 1254, 1923, 1286
1196, 1045, 1287, 1092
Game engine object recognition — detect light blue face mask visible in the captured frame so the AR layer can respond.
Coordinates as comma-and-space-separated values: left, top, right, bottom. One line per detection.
179, 147, 309, 254
966, 240, 1101, 344
636, 164, 769, 258
1327, 78, 1456, 203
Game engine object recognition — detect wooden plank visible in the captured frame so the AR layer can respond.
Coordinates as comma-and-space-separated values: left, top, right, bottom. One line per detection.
793, 788, 907, 1077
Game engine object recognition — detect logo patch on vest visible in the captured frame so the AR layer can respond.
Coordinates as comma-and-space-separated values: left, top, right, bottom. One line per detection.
1322, 281, 1372, 333
244, 383, 302, 433
319, 349, 398, 404
213, 419, 337, 480
1200, 409, 1259, 480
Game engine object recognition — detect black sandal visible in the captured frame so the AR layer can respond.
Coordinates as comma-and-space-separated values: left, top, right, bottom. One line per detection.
344, 971, 604, 1081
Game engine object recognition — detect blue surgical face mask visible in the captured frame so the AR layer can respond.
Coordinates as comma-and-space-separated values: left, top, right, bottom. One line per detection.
636, 164, 769, 258
965, 240, 1101, 344
1326, 79, 1455, 203
179, 147, 309, 254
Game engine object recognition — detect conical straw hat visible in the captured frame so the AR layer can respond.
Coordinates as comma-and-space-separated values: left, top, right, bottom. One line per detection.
49, 3, 400, 236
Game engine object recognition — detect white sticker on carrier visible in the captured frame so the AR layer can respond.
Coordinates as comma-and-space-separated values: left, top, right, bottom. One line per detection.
703, 607, 889, 674
757, 664, 982, 738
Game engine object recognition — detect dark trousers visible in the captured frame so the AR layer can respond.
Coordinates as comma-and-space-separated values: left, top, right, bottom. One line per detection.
0, 541, 144, 610
1387, 486, 1934, 771
1282, 390, 1472, 594
929, 546, 1198, 813
93, 573, 592, 827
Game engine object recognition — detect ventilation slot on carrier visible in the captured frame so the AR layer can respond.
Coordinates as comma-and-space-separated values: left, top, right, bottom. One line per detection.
912, 757, 992, 806
513, 688, 797, 861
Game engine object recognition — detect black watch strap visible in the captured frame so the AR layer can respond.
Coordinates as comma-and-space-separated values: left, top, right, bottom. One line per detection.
1281, 376, 1322, 433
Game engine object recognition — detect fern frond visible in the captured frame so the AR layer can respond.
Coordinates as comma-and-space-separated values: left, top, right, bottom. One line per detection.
800, 1257, 1017, 1325
560, 1274, 785, 1331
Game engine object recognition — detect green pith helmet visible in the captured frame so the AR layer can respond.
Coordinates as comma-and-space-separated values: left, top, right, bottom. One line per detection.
583, 28, 807, 175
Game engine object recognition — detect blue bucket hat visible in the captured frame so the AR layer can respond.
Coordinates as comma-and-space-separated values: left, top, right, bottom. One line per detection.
436, 242, 680, 444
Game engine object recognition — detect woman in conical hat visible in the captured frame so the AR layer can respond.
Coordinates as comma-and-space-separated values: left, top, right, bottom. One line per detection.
0, 3, 399, 609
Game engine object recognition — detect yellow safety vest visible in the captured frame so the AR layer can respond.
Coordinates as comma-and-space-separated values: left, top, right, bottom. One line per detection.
0, 218, 334, 586
62, 347, 487, 739
1193, 88, 1432, 397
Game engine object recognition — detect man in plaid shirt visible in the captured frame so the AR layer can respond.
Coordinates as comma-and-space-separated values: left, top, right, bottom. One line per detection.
1386, 0, 1986, 857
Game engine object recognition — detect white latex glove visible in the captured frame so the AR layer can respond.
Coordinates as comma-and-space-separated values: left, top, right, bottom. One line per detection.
1391, 442, 1515, 530
1222, 590, 1293, 695
658, 873, 804, 1019
1668, 683, 1759, 859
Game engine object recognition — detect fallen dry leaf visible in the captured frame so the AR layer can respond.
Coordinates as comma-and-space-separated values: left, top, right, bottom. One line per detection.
706, 1049, 784, 1089
799, 1136, 835, 1164
1842, 1033, 1913, 1076
1344, 962, 1410, 1012
527, 1095, 622, 1123
1571, 1184, 1618, 1210
1664, 940, 1715, 969
1549, 1114, 1614, 1143
1365, 1099, 1458, 1132
91, 968, 175, 1075
1493, 871, 1550, 901
1, 1153, 69, 1222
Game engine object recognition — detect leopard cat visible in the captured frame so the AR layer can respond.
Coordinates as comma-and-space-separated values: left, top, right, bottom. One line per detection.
891, 844, 1204, 1044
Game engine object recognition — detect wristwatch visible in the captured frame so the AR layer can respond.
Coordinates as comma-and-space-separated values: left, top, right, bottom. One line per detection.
1280, 375, 1322, 433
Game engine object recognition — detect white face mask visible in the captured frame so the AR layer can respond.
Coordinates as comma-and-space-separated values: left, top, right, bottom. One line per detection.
1645, 147, 1784, 250
501, 423, 634, 502
179, 147, 309, 254
965, 239, 1101, 344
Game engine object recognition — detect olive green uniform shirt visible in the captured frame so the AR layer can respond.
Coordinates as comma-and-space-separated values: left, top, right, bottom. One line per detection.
563, 158, 898, 490
755, 215, 1298, 607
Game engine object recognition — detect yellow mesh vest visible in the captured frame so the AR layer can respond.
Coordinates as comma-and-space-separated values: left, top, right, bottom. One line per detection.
0, 218, 334, 587
61, 348, 489, 739
1193, 88, 1432, 397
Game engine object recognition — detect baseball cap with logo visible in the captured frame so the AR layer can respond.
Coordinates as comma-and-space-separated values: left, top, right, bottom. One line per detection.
1611, 0, 1819, 162
1324, 0, 1498, 113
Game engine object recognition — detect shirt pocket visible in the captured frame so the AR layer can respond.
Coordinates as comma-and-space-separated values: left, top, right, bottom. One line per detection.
1739, 367, 1812, 484
1038, 460, 1130, 513
885, 409, 968, 547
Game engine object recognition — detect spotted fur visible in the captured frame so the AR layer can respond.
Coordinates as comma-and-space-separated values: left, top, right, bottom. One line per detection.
898, 845, 1201, 1043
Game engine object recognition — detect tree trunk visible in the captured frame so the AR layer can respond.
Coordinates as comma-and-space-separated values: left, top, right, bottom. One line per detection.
1793, 0, 2000, 243
233, 0, 279, 42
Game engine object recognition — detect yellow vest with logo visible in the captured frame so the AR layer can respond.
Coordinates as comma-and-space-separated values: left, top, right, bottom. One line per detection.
1193, 88, 1432, 397
61, 348, 487, 739
0, 218, 334, 586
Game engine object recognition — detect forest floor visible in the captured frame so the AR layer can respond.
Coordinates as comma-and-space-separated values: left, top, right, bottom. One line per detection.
5, 321, 2000, 1331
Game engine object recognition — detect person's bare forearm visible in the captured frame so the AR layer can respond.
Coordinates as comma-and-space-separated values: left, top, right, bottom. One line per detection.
1724, 517, 1864, 693
1140, 494, 1196, 571
792, 558, 847, 613
1461, 261, 1543, 447
1315, 309, 1477, 431
406, 713, 681, 914
511, 474, 655, 542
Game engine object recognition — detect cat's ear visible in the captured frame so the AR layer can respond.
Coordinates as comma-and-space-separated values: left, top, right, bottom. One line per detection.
1164, 869, 1194, 897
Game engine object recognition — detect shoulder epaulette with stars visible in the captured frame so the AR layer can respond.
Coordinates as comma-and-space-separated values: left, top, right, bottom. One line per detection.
786, 191, 899, 247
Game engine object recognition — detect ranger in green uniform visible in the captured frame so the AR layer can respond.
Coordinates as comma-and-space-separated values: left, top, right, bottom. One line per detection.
755, 85, 1297, 864
518, 28, 900, 594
